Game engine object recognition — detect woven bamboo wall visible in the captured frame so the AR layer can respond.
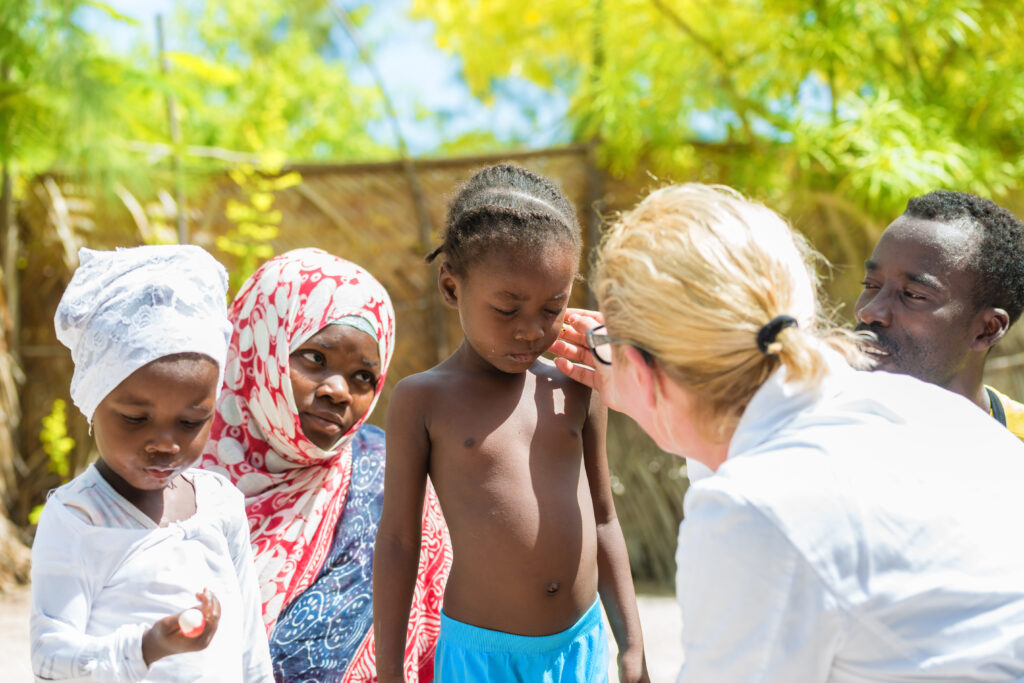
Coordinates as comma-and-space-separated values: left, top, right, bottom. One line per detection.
10, 147, 648, 538
11, 146, 1024, 586
190, 147, 600, 425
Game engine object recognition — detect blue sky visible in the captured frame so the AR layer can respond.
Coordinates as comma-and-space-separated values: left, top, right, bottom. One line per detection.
89, 0, 570, 156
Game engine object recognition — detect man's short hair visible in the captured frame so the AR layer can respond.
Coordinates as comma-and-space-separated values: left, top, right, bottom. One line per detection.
905, 190, 1024, 324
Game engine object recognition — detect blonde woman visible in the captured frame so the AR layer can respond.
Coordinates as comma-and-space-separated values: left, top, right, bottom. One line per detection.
554, 184, 1024, 681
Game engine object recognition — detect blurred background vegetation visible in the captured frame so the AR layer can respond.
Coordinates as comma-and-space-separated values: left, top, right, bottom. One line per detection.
1, 0, 1022, 591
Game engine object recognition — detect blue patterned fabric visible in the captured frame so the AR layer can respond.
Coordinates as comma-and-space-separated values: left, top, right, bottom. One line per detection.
269, 425, 387, 682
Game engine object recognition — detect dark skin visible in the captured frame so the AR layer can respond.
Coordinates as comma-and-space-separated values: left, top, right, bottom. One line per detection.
90, 354, 222, 665
854, 215, 1009, 411
373, 248, 648, 682
288, 324, 380, 451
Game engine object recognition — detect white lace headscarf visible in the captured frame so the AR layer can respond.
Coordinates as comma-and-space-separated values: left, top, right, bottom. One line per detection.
54, 245, 232, 422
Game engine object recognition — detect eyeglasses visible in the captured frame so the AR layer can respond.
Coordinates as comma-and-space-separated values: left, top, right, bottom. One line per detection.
585, 324, 654, 366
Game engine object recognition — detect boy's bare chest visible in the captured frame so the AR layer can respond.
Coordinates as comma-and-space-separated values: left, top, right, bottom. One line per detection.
428, 380, 586, 464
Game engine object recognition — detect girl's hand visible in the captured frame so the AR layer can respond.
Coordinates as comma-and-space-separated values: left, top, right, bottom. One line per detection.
142, 589, 221, 666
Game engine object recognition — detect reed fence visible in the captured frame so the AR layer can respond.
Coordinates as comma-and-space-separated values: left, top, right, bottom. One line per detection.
4, 144, 1023, 588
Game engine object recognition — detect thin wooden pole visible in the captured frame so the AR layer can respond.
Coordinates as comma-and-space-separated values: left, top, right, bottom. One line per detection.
584, 145, 604, 310
584, 0, 606, 309
1, 163, 17, 362
326, 0, 448, 361
156, 15, 188, 244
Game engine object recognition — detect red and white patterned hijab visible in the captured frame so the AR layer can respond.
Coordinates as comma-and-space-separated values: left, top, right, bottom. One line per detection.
199, 248, 395, 631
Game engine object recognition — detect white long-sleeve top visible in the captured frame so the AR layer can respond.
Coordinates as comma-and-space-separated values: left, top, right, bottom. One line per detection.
676, 352, 1024, 682
30, 464, 273, 682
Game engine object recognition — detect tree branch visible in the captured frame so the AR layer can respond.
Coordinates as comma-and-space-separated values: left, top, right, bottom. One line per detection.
649, 0, 736, 70
649, 0, 794, 143
324, 0, 448, 360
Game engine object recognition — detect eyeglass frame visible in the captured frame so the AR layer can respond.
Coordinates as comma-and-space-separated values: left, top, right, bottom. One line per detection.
584, 324, 655, 366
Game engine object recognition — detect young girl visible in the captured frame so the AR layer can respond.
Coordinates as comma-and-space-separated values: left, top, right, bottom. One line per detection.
31, 245, 273, 682
373, 164, 649, 682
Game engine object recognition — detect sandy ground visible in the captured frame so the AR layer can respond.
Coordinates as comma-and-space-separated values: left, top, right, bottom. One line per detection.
0, 584, 681, 682
629, 594, 684, 682
1, 585, 33, 682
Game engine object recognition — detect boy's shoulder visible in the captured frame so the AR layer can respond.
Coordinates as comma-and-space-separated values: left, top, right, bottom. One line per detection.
392, 363, 455, 399
388, 367, 450, 424
392, 357, 592, 412
397, 356, 590, 390
531, 357, 593, 404
532, 356, 587, 384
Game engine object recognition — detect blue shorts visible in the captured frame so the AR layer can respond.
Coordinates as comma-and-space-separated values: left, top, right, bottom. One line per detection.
435, 598, 609, 683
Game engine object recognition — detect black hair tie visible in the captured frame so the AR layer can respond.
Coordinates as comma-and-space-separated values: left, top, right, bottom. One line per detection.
756, 315, 798, 356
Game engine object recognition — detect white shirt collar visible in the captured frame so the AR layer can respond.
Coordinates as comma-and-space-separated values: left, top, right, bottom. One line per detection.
727, 346, 854, 461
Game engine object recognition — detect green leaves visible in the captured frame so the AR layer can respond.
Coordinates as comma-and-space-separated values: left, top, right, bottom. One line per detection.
39, 399, 74, 480
81, 1, 140, 25
165, 53, 240, 88
173, 1, 387, 162
415, 0, 1024, 222
218, 163, 302, 293
1, 1, 392, 204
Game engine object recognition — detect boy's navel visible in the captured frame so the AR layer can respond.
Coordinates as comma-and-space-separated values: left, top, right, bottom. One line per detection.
463, 437, 475, 448
545, 580, 561, 595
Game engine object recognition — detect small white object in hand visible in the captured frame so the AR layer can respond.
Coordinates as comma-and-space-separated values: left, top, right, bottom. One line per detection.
178, 608, 205, 638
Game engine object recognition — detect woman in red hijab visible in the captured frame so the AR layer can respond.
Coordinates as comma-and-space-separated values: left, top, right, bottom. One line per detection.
201, 248, 451, 681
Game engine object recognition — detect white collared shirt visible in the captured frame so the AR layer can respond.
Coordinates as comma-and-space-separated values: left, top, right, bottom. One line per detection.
676, 352, 1024, 682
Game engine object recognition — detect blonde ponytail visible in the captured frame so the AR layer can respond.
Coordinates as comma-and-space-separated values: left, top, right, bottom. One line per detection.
593, 184, 866, 440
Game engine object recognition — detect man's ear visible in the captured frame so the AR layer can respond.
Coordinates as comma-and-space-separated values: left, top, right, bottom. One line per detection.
972, 307, 1010, 351
438, 262, 459, 309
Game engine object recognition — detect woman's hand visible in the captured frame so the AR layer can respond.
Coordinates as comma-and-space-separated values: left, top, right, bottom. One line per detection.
552, 308, 618, 401
142, 589, 221, 666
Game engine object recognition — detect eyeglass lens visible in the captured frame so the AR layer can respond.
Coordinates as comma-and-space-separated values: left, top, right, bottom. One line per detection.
587, 326, 614, 365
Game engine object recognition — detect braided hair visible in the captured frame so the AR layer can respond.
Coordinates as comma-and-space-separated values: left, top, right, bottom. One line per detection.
426, 163, 581, 275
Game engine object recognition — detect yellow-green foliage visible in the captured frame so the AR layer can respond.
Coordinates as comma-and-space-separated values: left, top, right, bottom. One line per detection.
0, 0, 159, 183
29, 398, 76, 524
170, 0, 388, 161
413, 0, 1024, 220
41, 399, 74, 478
217, 157, 302, 293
